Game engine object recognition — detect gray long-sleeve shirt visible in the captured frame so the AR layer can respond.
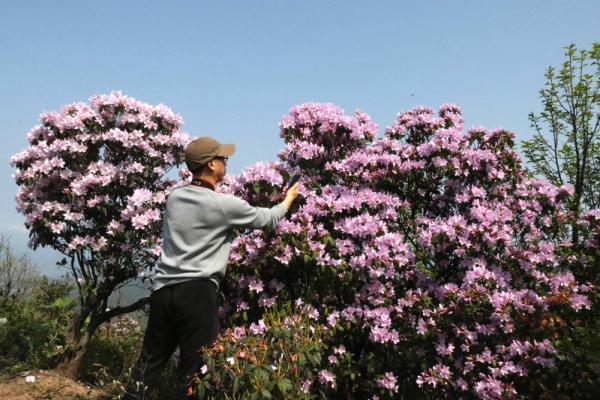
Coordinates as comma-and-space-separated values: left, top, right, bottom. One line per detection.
152, 184, 288, 291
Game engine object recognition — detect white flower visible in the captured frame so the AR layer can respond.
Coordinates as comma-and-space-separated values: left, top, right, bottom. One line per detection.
301, 379, 312, 393
25, 375, 36, 383
226, 357, 235, 365
200, 365, 208, 374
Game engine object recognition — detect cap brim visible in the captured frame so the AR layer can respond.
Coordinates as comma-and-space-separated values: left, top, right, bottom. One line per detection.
218, 143, 236, 157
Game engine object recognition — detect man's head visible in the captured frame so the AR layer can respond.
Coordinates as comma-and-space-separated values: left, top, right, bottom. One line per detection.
185, 136, 236, 184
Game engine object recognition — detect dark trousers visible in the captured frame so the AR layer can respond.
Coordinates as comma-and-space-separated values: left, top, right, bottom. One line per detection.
128, 280, 219, 399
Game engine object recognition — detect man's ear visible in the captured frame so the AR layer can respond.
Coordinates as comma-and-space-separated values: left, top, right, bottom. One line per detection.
206, 159, 216, 173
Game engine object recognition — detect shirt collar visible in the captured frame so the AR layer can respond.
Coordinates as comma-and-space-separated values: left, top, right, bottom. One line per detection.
190, 177, 216, 191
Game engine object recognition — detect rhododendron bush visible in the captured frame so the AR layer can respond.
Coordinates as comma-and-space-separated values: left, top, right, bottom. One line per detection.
10, 91, 188, 375
203, 103, 599, 399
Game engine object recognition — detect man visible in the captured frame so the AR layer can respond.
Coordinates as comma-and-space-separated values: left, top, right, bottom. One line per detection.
129, 136, 299, 399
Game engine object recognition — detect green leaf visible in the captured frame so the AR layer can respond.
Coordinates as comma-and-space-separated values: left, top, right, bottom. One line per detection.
51, 296, 75, 309
277, 378, 292, 393
322, 235, 336, 247
233, 376, 239, 393
306, 352, 321, 366
196, 384, 205, 399
253, 367, 268, 383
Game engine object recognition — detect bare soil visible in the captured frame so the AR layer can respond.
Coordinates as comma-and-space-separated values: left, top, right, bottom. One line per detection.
0, 370, 112, 400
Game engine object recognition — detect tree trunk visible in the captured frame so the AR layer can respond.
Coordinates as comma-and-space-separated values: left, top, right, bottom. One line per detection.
55, 321, 93, 379
52, 295, 151, 379
571, 192, 582, 245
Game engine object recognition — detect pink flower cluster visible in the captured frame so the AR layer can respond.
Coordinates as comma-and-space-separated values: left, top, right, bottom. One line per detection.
278, 103, 377, 171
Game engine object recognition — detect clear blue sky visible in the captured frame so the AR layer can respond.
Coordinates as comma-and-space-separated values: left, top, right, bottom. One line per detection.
1, 1, 598, 277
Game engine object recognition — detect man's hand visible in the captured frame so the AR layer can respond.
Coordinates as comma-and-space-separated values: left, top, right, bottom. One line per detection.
282, 182, 299, 209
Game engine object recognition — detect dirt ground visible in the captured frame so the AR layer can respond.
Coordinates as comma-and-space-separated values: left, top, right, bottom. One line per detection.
0, 370, 111, 400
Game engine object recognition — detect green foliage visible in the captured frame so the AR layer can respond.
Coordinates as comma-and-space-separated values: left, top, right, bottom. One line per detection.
79, 314, 144, 386
0, 276, 74, 373
191, 306, 326, 400
522, 42, 600, 215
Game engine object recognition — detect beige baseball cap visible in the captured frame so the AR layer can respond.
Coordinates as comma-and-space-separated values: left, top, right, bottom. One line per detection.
185, 136, 236, 169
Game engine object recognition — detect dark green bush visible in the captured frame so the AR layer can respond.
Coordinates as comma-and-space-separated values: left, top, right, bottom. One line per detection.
0, 276, 74, 373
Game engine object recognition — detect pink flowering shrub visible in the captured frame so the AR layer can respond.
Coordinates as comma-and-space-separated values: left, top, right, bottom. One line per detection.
10, 91, 188, 373
204, 103, 597, 398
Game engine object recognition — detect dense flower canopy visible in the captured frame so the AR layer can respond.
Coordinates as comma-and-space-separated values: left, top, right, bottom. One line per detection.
10, 91, 189, 283
215, 102, 593, 399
